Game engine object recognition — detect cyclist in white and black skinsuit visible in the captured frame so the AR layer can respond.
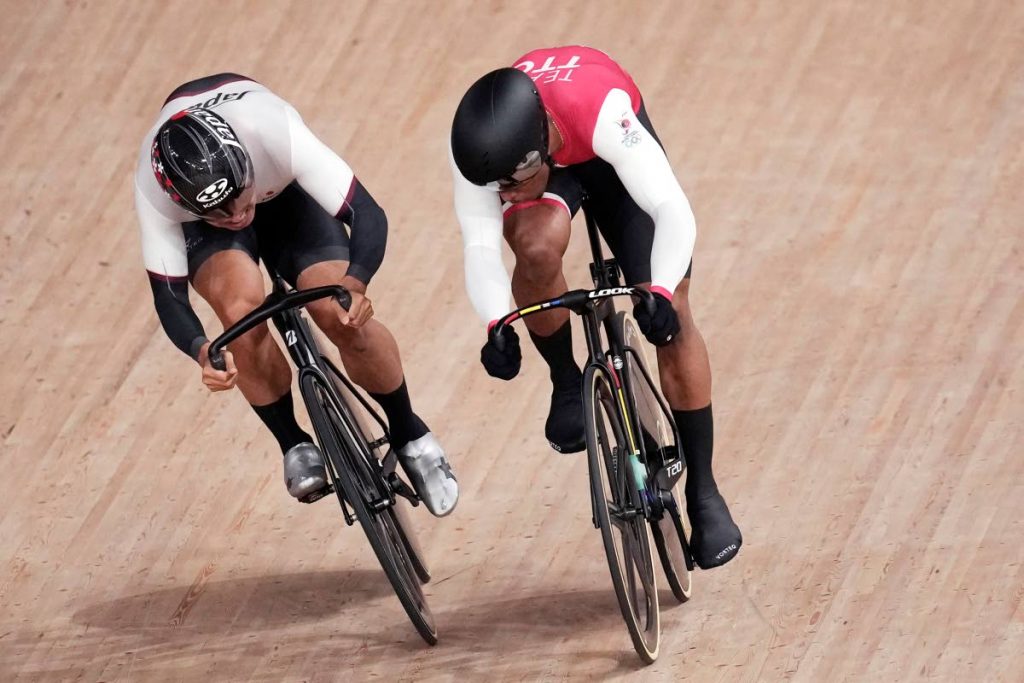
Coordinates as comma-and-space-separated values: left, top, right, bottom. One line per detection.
134, 73, 458, 516
450, 47, 741, 567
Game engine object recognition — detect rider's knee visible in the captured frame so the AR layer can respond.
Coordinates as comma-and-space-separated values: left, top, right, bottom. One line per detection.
231, 321, 272, 356
220, 289, 265, 327
306, 302, 371, 354
506, 204, 570, 282
516, 240, 565, 285
306, 300, 344, 338
334, 325, 371, 354
670, 279, 697, 329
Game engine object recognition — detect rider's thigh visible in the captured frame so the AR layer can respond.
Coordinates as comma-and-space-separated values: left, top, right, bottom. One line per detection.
192, 249, 267, 327
503, 202, 572, 278
295, 258, 349, 290
295, 259, 359, 340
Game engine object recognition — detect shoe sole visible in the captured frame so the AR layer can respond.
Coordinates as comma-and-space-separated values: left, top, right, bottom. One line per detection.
547, 438, 586, 454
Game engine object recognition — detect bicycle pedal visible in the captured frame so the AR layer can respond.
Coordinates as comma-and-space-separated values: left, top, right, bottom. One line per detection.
388, 473, 421, 506
299, 484, 334, 504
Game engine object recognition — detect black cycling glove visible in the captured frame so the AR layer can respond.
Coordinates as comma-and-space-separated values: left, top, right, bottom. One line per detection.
634, 290, 680, 346
481, 326, 522, 380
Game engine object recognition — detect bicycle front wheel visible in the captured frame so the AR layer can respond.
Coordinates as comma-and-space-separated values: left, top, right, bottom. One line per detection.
584, 365, 660, 664
300, 371, 438, 645
620, 313, 692, 603
325, 363, 432, 585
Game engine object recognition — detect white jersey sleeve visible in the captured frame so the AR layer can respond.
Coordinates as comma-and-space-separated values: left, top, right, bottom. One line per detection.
591, 88, 696, 295
449, 143, 512, 325
134, 176, 189, 278
278, 105, 356, 215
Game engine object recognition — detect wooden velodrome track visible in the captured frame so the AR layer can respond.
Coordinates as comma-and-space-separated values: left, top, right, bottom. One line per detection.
1, 1, 1021, 680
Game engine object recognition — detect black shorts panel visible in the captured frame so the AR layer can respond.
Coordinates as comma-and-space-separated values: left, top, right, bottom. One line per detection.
183, 220, 259, 281
540, 101, 692, 284
248, 183, 350, 284
183, 183, 350, 285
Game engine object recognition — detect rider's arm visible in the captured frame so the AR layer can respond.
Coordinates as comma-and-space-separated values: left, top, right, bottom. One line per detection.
591, 88, 696, 297
148, 274, 208, 360
449, 144, 512, 325
135, 181, 208, 360
283, 106, 387, 286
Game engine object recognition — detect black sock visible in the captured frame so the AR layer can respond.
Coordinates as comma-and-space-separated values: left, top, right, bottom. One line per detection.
369, 380, 428, 451
673, 404, 717, 503
251, 391, 313, 454
529, 320, 582, 390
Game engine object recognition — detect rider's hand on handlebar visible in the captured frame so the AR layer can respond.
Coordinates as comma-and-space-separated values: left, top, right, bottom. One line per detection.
481, 326, 522, 380
198, 341, 239, 392
339, 276, 374, 329
634, 289, 680, 347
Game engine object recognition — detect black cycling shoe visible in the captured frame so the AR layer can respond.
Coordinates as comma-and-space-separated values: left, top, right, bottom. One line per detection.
687, 490, 742, 569
545, 382, 585, 453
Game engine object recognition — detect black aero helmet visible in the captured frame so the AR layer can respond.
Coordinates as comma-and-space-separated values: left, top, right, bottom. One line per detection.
451, 67, 549, 186
151, 108, 252, 215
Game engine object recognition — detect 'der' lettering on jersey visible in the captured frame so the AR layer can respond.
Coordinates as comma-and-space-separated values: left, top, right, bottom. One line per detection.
515, 55, 582, 84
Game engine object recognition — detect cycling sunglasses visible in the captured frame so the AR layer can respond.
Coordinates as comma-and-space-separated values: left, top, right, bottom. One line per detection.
483, 150, 547, 191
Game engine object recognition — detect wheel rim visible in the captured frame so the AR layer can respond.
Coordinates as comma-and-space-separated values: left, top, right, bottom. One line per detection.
656, 487, 693, 601
323, 373, 432, 584
308, 377, 438, 643
589, 373, 659, 657
324, 388, 435, 619
622, 315, 692, 602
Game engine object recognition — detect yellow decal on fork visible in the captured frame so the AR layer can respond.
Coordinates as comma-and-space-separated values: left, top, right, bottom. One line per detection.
616, 386, 639, 457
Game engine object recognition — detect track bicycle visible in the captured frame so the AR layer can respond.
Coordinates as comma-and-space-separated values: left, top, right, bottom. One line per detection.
490, 205, 695, 663
208, 273, 437, 645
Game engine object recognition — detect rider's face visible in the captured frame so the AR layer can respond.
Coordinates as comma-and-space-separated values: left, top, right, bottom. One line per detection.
498, 162, 551, 204
201, 184, 257, 230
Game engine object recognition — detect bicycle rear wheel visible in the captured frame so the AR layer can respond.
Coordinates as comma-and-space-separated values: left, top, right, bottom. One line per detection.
300, 371, 438, 645
650, 492, 692, 602
621, 314, 692, 603
584, 365, 660, 664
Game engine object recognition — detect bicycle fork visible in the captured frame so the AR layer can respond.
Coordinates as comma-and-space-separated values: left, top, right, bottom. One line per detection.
605, 355, 650, 497
587, 356, 654, 531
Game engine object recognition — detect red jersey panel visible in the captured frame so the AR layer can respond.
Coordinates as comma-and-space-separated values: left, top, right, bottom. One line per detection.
513, 46, 642, 166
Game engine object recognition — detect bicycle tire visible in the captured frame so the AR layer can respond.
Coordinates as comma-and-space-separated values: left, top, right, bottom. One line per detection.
584, 365, 660, 664
620, 314, 692, 603
300, 371, 438, 645
325, 364, 432, 585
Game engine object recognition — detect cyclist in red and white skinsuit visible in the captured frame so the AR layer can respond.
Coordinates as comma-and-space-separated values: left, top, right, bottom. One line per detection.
450, 47, 740, 567
135, 73, 457, 516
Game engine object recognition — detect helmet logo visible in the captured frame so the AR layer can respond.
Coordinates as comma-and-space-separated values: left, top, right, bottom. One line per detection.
196, 178, 231, 204
188, 107, 243, 148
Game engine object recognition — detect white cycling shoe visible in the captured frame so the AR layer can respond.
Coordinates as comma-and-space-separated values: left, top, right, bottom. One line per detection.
397, 432, 459, 517
283, 442, 328, 498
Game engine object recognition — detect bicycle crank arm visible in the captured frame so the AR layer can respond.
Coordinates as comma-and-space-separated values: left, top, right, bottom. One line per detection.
653, 445, 685, 491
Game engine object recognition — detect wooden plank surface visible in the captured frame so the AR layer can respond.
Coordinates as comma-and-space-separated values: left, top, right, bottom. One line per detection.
1, 1, 1021, 680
